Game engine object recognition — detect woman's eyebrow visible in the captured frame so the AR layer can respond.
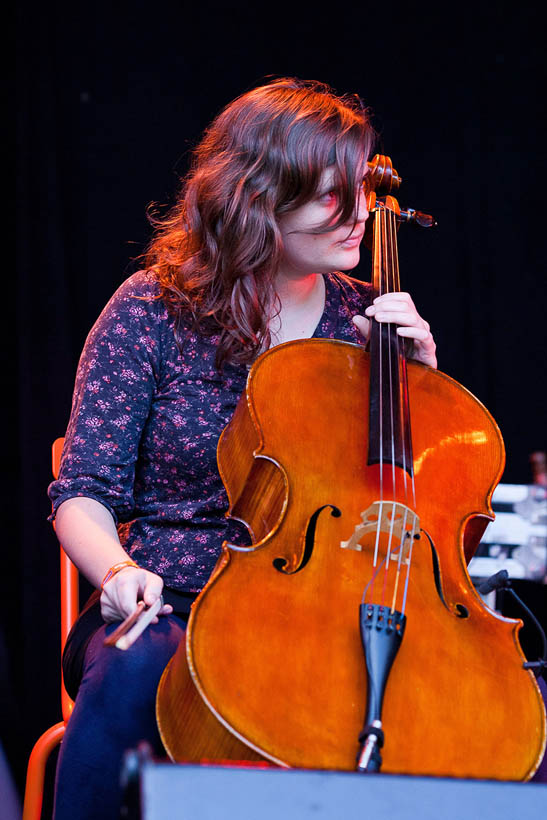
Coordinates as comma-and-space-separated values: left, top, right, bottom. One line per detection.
317, 184, 335, 196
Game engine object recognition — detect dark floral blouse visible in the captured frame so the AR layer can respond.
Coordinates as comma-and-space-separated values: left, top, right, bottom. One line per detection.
48, 270, 372, 593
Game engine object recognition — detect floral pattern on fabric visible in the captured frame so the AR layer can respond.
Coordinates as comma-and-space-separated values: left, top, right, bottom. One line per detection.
48, 270, 372, 592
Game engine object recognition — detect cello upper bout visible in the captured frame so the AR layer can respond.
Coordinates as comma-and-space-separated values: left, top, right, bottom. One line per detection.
218, 379, 287, 546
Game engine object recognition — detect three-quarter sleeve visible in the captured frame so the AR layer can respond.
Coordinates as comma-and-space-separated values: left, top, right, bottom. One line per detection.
48, 272, 168, 523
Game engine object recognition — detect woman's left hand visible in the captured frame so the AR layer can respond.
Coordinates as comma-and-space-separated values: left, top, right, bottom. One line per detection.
352, 292, 437, 369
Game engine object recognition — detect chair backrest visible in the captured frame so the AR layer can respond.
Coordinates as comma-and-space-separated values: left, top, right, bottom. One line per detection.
52, 437, 78, 721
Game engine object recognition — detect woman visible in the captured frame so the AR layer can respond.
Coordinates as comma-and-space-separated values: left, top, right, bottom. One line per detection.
48, 77, 437, 818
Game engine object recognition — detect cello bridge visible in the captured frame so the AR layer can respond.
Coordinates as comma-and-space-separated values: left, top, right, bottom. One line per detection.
340, 501, 419, 560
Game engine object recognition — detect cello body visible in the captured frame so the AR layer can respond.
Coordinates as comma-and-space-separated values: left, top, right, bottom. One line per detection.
157, 339, 546, 779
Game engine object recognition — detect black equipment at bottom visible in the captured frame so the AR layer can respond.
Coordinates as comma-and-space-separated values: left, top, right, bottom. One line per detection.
120, 745, 545, 820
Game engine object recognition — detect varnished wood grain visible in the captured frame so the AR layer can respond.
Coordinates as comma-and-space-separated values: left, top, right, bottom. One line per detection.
157, 339, 546, 780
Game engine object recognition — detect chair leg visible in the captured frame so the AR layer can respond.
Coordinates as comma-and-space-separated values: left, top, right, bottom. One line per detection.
23, 722, 65, 820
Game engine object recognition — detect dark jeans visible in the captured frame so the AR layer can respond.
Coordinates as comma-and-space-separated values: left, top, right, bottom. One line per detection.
53, 613, 186, 820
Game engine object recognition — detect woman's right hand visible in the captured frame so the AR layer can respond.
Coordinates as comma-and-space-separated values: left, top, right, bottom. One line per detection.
100, 566, 173, 623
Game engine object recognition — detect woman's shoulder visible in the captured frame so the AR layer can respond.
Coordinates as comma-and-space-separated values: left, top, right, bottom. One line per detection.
84, 270, 173, 353
109, 269, 163, 304
97, 270, 170, 324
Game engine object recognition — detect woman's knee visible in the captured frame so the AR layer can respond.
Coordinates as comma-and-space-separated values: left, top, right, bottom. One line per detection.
79, 615, 185, 705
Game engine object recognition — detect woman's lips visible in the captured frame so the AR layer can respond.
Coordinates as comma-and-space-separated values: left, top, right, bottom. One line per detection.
337, 232, 364, 247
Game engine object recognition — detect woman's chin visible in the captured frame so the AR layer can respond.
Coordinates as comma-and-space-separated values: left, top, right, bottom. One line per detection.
335, 247, 361, 271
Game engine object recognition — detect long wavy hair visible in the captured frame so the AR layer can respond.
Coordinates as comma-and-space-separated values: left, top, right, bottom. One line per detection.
144, 77, 375, 368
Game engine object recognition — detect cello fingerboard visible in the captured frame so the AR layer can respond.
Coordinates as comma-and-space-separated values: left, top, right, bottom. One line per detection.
367, 201, 413, 478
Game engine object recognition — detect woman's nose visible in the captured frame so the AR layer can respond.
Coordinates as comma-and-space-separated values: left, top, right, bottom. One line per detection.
356, 189, 369, 223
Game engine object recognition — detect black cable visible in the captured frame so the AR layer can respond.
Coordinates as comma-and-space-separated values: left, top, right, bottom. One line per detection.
478, 570, 547, 678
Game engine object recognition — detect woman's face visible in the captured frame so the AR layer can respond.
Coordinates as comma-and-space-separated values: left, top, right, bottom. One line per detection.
277, 167, 369, 281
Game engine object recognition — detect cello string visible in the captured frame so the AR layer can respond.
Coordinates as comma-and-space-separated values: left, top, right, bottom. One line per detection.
400, 516, 418, 615
392, 208, 409, 504
390, 206, 418, 614
390, 509, 411, 613
388, 207, 403, 608
367, 201, 383, 605
402, 368, 418, 616
381, 204, 398, 607
375, 202, 384, 569
399, 347, 417, 615
362, 538, 407, 602
389, 207, 410, 614
409, 389, 417, 509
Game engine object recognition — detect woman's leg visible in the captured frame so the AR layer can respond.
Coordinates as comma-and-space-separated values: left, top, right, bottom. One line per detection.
53, 614, 186, 820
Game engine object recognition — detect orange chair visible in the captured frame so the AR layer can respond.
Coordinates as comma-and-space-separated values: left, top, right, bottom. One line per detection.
23, 438, 78, 820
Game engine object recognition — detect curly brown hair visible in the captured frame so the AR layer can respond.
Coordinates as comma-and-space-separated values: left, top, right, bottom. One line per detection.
144, 77, 375, 368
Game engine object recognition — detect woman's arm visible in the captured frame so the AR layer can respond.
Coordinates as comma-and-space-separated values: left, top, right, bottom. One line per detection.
49, 275, 175, 622
55, 496, 172, 623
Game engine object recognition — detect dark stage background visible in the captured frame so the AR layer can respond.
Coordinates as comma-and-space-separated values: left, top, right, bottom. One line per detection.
12, 0, 546, 808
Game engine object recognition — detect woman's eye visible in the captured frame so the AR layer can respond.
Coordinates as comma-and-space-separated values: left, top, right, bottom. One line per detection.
319, 190, 337, 204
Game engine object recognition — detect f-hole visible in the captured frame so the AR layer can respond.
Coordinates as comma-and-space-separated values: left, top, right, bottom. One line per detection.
422, 528, 470, 619
273, 504, 342, 574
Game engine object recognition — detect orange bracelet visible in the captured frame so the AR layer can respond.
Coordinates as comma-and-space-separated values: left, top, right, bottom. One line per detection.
101, 560, 139, 589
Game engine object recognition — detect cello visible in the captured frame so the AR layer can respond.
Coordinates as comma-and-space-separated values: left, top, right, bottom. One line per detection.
156, 156, 546, 779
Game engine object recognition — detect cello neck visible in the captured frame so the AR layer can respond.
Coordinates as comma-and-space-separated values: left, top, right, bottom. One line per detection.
367, 196, 414, 477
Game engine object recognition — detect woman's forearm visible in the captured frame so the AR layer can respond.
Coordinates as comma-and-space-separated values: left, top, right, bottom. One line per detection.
54, 496, 132, 589
55, 496, 172, 622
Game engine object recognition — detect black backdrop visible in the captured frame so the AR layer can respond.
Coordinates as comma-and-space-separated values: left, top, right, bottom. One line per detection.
12, 0, 546, 804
